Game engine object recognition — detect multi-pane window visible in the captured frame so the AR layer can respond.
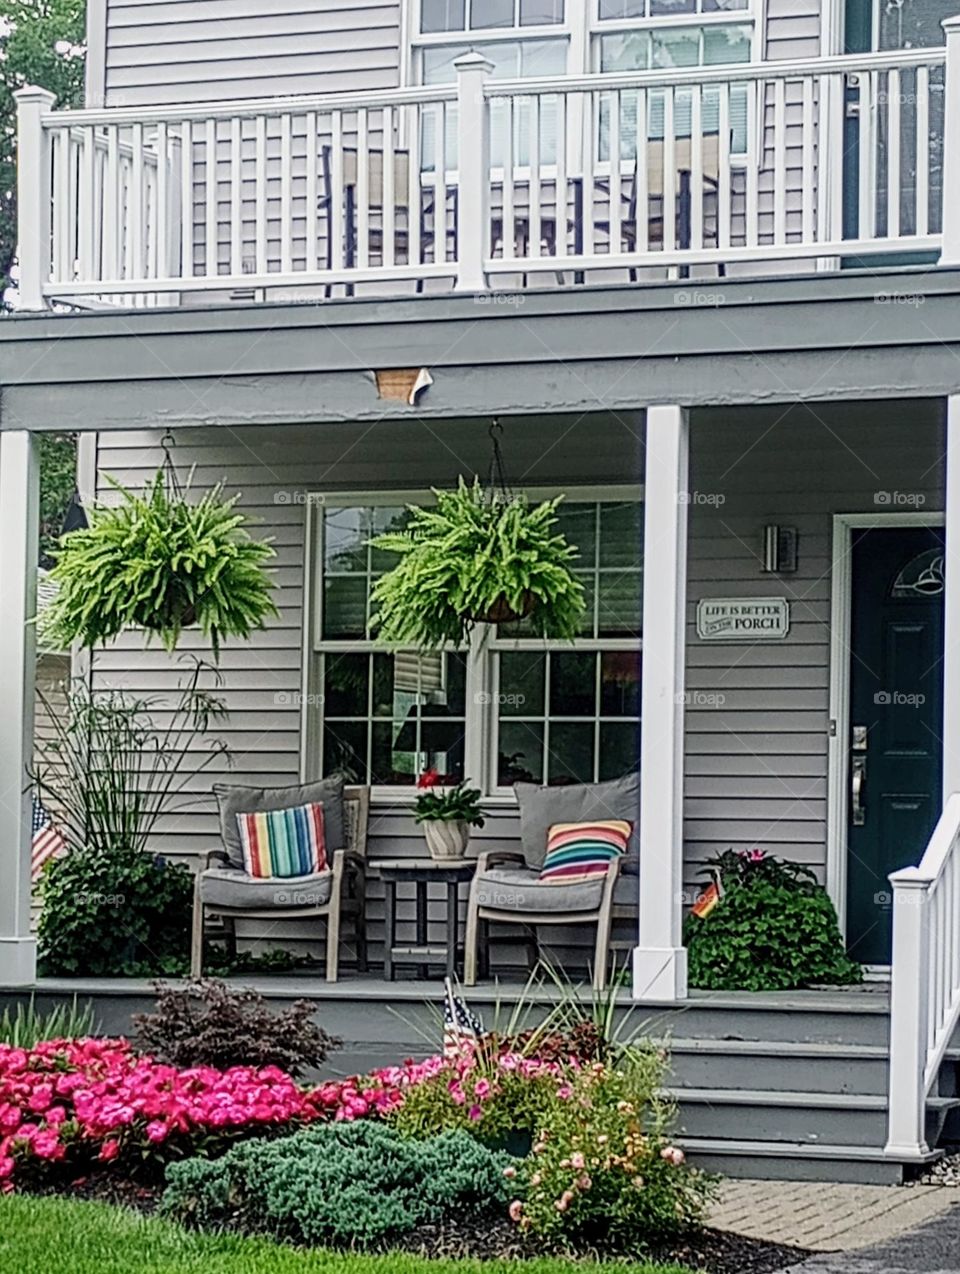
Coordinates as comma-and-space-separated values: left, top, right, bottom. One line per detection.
311, 494, 642, 793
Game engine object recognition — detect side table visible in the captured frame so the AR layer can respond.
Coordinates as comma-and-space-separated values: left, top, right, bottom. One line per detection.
378, 857, 477, 980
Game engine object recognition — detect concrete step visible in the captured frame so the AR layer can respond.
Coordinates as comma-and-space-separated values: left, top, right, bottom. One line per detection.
665, 1038, 890, 1095
681, 1137, 943, 1185
670, 1088, 960, 1150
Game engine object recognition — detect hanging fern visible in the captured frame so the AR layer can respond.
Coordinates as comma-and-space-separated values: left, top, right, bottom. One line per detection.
369, 478, 585, 649
41, 471, 278, 657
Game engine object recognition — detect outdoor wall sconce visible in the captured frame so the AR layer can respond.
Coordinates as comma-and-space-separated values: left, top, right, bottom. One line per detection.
762, 524, 798, 574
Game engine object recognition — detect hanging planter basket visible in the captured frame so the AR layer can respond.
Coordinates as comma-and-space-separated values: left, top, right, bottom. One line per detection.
467, 590, 537, 625
41, 448, 278, 659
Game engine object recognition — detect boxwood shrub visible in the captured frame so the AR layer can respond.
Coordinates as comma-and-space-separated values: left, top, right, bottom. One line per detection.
161, 1121, 512, 1247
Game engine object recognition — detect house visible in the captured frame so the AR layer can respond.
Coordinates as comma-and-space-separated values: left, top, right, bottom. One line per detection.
1, 0, 960, 1182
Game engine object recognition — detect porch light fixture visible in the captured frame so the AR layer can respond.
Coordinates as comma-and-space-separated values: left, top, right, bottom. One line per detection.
762, 525, 798, 574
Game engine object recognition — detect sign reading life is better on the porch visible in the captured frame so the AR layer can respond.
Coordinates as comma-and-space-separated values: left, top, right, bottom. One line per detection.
696, 597, 790, 641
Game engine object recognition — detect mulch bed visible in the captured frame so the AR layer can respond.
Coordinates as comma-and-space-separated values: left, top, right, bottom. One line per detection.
22, 1177, 815, 1273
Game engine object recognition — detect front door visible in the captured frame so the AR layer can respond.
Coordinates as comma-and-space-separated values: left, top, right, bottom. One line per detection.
846, 526, 945, 964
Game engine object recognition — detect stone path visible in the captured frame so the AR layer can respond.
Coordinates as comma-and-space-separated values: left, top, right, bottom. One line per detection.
708, 1179, 959, 1252
779, 1203, 960, 1272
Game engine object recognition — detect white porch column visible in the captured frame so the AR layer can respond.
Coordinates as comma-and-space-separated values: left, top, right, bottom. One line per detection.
942, 18, 960, 266
14, 87, 56, 312
633, 404, 690, 1002
0, 431, 40, 985
943, 394, 960, 798
453, 52, 493, 293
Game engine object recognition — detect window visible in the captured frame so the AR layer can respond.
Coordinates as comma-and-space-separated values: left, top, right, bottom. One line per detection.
308, 491, 642, 794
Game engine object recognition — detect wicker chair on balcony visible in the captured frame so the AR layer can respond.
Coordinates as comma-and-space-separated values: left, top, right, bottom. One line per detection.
190, 782, 370, 983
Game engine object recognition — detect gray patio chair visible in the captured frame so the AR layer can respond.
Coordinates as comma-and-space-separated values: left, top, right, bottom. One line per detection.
190, 784, 370, 983
463, 849, 624, 992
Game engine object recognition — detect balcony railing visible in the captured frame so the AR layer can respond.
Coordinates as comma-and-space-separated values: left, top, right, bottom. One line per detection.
14, 25, 960, 310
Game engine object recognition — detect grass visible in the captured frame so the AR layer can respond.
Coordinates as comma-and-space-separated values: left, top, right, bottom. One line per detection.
0, 1194, 692, 1274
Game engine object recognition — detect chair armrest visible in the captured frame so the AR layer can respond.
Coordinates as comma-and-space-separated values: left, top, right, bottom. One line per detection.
474, 848, 527, 874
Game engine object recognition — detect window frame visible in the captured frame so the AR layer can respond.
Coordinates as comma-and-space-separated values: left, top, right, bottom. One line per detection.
302, 483, 643, 803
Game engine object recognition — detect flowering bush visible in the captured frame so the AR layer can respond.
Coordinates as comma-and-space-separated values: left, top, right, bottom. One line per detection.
510, 1051, 714, 1251
0, 1037, 329, 1189
388, 1042, 574, 1149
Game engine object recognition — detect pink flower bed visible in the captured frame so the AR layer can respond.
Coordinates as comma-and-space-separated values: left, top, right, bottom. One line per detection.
0, 1038, 444, 1191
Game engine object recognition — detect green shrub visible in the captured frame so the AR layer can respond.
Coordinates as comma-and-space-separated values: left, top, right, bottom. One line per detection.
685, 850, 863, 992
514, 1052, 714, 1251
161, 1122, 512, 1247
38, 844, 193, 977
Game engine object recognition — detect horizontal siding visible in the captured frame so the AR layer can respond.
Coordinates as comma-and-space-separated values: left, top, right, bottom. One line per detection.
104, 0, 401, 106
765, 0, 822, 60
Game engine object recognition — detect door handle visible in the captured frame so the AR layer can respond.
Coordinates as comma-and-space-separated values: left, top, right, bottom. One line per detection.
851, 756, 867, 826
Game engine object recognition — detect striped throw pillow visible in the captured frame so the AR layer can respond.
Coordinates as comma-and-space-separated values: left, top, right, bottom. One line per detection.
539, 819, 631, 885
237, 802, 327, 879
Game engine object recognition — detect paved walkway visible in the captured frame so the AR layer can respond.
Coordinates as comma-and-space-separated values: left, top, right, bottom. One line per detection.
709, 1179, 959, 1252
780, 1203, 960, 1272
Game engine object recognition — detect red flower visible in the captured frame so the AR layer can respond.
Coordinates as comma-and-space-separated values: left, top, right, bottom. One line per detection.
417, 768, 441, 789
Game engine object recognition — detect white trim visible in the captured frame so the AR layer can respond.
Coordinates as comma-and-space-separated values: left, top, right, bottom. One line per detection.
820, 0, 847, 56
826, 510, 946, 934
84, 0, 107, 110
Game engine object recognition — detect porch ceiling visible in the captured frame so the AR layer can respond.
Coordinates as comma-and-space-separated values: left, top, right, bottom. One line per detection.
2, 267, 960, 433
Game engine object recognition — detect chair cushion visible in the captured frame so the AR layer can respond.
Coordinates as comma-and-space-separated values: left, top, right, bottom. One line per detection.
200, 866, 332, 911
475, 866, 606, 915
214, 777, 345, 869
514, 772, 640, 867
540, 820, 630, 885
238, 801, 327, 879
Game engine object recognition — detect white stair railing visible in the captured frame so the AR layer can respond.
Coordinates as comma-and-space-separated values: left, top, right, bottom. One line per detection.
886, 791, 960, 1158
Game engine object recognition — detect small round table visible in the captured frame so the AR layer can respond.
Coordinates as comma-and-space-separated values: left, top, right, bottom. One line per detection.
378, 857, 477, 981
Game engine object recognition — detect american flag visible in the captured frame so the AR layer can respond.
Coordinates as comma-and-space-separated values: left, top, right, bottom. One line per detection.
442, 978, 485, 1057
31, 798, 66, 881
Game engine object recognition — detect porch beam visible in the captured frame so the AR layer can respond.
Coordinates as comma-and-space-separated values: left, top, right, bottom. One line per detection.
633, 404, 689, 1003
944, 393, 960, 798
0, 430, 39, 985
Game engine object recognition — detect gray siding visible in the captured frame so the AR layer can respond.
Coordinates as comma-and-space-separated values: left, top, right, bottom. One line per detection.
765, 0, 822, 60
103, 0, 402, 106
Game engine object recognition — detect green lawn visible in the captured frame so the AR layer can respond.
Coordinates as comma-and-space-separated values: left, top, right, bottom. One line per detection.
0, 1194, 692, 1274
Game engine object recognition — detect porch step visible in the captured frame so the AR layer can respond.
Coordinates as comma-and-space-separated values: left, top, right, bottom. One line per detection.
665, 1038, 890, 1095
680, 1138, 943, 1186
667, 1087, 960, 1150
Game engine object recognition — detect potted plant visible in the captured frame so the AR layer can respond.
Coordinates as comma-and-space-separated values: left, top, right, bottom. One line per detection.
369, 478, 585, 650
414, 771, 485, 860
41, 470, 277, 659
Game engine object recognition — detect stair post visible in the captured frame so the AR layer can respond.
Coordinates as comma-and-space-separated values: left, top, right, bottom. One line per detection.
884, 867, 932, 1158
13, 86, 56, 311
453, 51, 493, 293
941, 16, 960, 265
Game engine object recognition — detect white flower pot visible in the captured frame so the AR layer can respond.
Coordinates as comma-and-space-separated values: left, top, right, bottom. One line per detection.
423, 819, 471, 861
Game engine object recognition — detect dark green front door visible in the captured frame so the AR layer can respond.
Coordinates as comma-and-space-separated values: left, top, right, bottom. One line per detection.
846, 527, 945, 964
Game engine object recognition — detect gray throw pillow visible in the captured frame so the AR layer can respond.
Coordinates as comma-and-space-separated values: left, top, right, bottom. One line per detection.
214, 776, 346, 870
514, 772, 641, 868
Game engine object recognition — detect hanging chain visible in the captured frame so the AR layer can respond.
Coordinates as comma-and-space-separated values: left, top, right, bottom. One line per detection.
160, 429, 183, 499
485, 419, 512, 504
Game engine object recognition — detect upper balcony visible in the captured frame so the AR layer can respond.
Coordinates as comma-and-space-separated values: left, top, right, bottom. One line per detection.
13, 23, 960, 312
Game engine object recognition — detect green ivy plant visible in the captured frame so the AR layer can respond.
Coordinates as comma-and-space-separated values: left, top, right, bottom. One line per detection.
684, 849, 863, 992
413, 778, 485, 826
41, 470, 278, 658
369, 478, 586, 649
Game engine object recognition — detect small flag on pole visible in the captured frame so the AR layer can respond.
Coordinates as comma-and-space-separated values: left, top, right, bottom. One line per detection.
691, 873, 723, 919
442, 978, 485, 1057
31, 798, 66, 882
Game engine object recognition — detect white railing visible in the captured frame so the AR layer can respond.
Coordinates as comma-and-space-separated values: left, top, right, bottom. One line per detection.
13, 32, 960, 309
886, 791, 960, 1158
